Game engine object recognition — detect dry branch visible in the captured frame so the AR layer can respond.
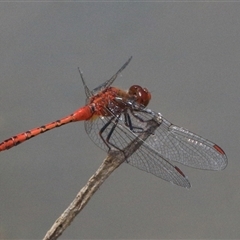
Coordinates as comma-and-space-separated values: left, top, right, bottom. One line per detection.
43, 117, 160, 240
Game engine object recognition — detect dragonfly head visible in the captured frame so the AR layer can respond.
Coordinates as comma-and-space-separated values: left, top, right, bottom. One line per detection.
128, 85, 151, 107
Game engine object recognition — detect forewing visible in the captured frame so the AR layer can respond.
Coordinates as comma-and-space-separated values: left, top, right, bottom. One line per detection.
144, 114, 227, 170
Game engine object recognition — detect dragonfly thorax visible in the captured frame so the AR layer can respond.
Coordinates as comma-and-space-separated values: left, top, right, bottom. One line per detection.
88, 87, 127, 117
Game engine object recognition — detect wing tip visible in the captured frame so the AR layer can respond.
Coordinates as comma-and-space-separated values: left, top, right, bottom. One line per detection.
213, 144, 226, 155
213, 144, 228, 170
174, 166, 191, 189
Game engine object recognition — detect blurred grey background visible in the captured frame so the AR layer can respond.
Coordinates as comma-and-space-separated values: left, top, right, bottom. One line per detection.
0, 2, 239, 239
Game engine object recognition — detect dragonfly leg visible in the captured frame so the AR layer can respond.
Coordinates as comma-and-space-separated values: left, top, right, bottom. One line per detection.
105, 117, 124, 152
99, 116, 124, 152
99, 116, 115, 151
130, 108, 153, 123
124, 112, 144, 133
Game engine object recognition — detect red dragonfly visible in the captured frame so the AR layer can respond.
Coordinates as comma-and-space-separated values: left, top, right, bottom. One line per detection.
0, 57, 227, 188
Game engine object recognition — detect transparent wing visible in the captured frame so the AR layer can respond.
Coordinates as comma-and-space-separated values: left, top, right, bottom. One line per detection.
127, 139, 191, 188
90, 56, 132, 97
143, 113, 227, 170
85, 111, 150, 153
85, 111, 191, 188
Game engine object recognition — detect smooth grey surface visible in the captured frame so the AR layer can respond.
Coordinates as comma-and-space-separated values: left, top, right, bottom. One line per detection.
0, 3, 239, 239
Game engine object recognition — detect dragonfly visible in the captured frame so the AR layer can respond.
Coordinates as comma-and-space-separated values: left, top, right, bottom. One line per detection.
0, 57, 227, 188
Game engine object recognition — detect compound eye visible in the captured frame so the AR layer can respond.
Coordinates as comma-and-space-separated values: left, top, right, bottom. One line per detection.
128, 85, 151, 107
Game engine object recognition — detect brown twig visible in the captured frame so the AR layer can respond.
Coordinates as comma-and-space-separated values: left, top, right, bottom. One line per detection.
43, 117, 160, 240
